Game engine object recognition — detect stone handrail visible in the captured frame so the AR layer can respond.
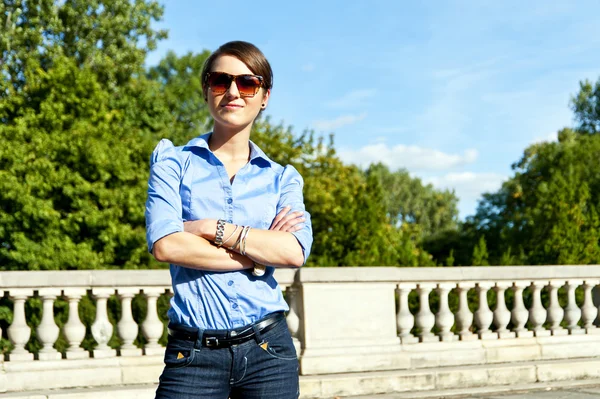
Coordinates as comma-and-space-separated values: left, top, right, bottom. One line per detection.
1, 269, 297, 362
2, 265, 600, 395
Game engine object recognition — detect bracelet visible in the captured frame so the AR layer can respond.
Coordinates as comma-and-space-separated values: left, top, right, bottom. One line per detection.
252, 262, 266, 277
214, 219, 226, 247
228, 225, 248, 252
221, 225, 239, 247
240, 226, 252, 256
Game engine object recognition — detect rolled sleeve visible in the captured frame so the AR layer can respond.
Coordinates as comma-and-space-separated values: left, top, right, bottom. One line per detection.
277, 165, 313, 264
145, 139, 184, 253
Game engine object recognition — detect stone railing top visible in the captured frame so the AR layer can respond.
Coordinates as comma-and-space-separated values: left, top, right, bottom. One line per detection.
294, 265, 600, 283
1, 266, 599, 289
0, 268, 297, 289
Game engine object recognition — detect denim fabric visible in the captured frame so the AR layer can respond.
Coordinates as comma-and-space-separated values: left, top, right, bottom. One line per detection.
155, 318, 299, 399
144, 133, 313, 330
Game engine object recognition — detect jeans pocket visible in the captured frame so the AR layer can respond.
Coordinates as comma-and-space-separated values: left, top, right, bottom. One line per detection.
262, 324, 298, 361
164, 340, 196, 369
265, 343, 298, 361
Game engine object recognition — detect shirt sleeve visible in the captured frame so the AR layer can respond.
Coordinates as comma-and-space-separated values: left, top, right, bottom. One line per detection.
145, 139, 184, 253
277, 165, 313, 264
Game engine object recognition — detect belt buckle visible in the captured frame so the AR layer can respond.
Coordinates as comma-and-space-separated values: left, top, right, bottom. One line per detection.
205, 336, 219, 348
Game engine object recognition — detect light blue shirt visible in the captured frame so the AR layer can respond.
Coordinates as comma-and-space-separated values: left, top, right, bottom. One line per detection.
145, 133, 313, 330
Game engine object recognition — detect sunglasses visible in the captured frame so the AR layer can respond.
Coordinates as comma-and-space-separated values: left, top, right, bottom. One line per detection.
205, 72, 264, 98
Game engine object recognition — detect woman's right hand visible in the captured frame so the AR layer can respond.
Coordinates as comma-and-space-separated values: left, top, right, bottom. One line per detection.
269, 206, 305, 232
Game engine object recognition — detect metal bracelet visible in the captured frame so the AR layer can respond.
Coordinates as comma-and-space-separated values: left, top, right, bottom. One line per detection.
215, 219, 226, 247
240, 226, 251, 256
228, 225, 246, 251
221, 225, 239, 247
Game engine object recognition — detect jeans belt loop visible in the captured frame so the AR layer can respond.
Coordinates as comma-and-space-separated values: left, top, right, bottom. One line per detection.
194, 327, 205, 350
251, 323, 263, 345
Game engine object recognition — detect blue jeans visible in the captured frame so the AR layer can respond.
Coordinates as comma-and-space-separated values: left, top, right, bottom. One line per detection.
155, 318, 300, 398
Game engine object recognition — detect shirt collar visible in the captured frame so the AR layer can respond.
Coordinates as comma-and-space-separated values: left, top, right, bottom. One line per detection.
184, 132, 274, 166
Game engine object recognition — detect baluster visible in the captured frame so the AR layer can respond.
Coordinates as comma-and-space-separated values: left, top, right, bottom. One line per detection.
415, 283, 436, 342
63, 288, 88, 359
435, 283, 455, 342
493, 282, 515, 338
474, 282, 495, 340
285, 285, 302, 354
142, 287, 165, 355
7, 289, 34, 361
593, 285, 600, 327
564, 280, 583, 334
91, 288, 117, 358
529, 281, 550, 337
396, 283, 417, 344
582, 280, 599, 334
37, 288, 62, 360
117, 288, 143, 356
511, 281, 533, 338
455, 282, 476, 341
547, 280, 567, 336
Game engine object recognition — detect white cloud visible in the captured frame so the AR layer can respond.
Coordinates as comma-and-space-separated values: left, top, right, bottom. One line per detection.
325, 89, 377, 108
425, 172, 508, 218
425, 172, 506, 201
530, 131, 557, 145
301, 63, 315, 72
337, 143, 478, 171
373, 126, 409, 134
312, 112, 368, 131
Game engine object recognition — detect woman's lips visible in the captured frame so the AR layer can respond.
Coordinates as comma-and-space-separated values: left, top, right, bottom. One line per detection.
222, 103, 243, 109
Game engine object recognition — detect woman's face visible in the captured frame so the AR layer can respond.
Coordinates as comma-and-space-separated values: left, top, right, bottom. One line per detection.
206, 55, 269, 131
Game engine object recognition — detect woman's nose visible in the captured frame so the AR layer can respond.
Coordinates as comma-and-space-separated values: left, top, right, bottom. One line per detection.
226, 80, 241, 98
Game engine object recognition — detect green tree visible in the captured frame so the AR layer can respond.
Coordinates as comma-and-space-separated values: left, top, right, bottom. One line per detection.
0, 1, 169, 269
250, 119, 435, 267
366, 163, 459, 236
147, 50, 212, 145
468, 130, 600, 265
471, 236, 489, 266
572, 77, 600, 134
427, 76, 600, 266
445, 249, 455, 267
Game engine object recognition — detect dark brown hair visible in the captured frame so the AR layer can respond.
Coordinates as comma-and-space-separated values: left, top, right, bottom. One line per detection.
201, 41, 273, 100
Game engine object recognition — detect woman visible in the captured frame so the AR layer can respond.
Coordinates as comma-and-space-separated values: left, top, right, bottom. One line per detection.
145, 41, 312, 399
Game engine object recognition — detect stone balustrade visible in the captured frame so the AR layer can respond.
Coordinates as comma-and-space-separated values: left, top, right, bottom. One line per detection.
3, 266, 600, 396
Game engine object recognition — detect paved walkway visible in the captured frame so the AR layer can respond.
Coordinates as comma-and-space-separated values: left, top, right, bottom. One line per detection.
344, 382, 600, 399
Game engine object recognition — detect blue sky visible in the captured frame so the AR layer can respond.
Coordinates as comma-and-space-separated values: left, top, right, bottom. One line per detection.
146, 1, 600, 218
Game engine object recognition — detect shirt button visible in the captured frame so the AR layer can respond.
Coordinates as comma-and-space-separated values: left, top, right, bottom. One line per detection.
228, 281, 233, 286
232, 303, 238, 309
227, 198, 233, 204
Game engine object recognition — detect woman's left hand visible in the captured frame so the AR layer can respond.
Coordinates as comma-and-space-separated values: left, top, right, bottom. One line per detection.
269, 206, 305, 232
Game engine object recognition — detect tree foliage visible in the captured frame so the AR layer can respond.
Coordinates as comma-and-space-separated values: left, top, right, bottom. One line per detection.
471, 236, 489, 266
250, 119, 435, 267
427, 75, 600, 266
366, 163, 459, 236
572, 78, 600, 134
0, 0, 448, 271
0, 1, 167, 269
146, 50, 212, 145
470, 128, 600, 265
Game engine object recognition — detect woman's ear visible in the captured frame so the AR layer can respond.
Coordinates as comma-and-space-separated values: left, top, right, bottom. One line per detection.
261, 89, 271, 109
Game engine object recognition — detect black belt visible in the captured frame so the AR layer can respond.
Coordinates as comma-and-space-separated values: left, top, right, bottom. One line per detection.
168, 312, 285, 348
